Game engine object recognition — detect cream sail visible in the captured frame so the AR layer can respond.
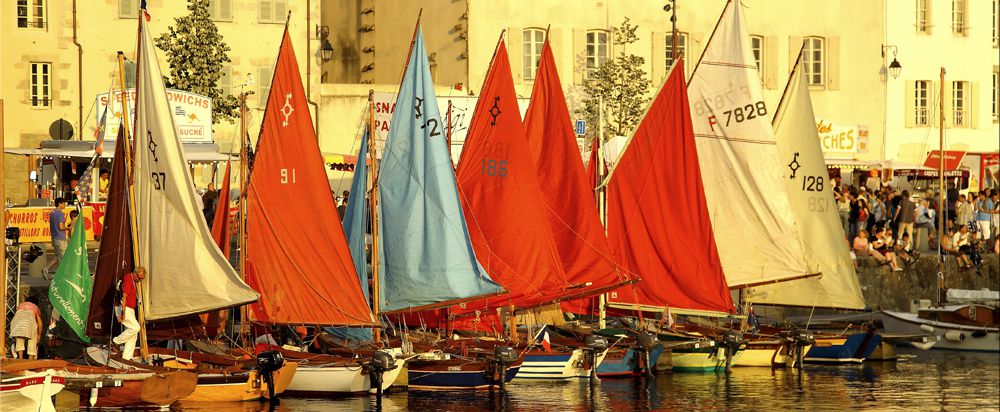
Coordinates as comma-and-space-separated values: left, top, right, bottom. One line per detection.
687, 0, 810, 287
132, 16, 259, 320
743, 51, 865, 309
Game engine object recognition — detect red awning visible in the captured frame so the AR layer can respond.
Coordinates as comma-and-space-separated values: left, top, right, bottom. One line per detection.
923, 150, 966, 170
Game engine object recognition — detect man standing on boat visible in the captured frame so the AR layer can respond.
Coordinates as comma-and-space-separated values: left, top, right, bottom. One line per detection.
113, 267, 145, 361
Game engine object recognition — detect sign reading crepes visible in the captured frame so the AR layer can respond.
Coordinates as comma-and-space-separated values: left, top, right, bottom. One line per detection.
97, 88, 213, 143
816, 120, 869, 155
6, 207, 97, 243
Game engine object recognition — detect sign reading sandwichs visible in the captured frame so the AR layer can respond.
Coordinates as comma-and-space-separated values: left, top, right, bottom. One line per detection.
816, 120, 869, 156
96, 88, 213, 143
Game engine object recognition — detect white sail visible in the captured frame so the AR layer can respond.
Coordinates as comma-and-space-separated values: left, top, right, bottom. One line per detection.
743, 53, 865, 309
687, 0, 810, 287
132, 17, 259, 320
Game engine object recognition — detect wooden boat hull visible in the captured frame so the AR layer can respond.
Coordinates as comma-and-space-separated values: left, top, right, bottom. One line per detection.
65, 369, 198, 409
881, 310, 999, 352
595, 346, 664, 377
803, 332, 882, 364
407, 356, 523, 390
671, 347, 743, 372
181, 362, 297, 403
0, 370, 65, 412
734, 341, 813, 367
515, 349, 607, 380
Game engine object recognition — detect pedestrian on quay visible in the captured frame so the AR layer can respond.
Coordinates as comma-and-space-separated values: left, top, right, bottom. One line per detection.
337, 190, 350, 220
46, 198, 69, 276
202, 183, 219, 224
915, 198, 936, 251
66, 209, 80, 238
853, 229, 870, 257
873, 193, 888, 228
836, 188, 851, 236
896, 232, 918, 265
113, 266, 145, 361
871, 227, 902, 271
895, 190, 916, 243
8, 295, 43, 359
952, 225, 973, 270
990, 191, 999, 247
956, 194, 975, 228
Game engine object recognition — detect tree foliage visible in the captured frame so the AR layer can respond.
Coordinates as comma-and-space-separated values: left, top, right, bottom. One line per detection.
154, 0, 237, 124
578, 18, 651, 139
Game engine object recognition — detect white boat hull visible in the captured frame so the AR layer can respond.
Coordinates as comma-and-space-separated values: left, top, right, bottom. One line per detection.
515, 349, 607, 380
285, 355, 406, 394
881, 311, 999, 352
0, 370, 65, 412
672, 348, 743, 371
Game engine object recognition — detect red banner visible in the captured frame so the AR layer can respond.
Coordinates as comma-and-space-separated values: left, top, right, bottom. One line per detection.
923, 150, 966, 171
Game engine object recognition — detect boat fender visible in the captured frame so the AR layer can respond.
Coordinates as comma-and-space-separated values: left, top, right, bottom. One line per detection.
943, 331, 965, 342
919, 324, 935, 333
971, 330, 988, 338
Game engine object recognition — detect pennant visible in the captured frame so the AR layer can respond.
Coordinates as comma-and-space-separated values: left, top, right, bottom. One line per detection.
94, 106, 109, 155
49, 209, 93, 342
541, 330, 552, 353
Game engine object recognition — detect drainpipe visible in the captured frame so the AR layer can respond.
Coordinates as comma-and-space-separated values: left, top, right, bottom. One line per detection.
73, 0, 84, 140
305, 0, 320, 139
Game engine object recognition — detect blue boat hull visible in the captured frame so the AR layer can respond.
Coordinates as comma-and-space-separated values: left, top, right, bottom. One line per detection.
597, 347, 664, 377
407, 361, 521, 390
804, 332, 883, 364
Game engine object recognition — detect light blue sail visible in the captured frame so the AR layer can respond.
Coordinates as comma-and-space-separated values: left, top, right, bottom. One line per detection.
376, 28, 502, 312
342, 128, 371, 305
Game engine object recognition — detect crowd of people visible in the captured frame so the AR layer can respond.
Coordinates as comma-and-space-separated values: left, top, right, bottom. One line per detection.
836, 182, 1000, 273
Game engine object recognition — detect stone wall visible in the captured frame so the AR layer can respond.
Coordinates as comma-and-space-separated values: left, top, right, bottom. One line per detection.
857, 254, 999, 311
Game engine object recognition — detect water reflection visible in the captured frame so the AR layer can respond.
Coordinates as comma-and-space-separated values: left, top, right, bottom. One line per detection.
167, 349, 997, 411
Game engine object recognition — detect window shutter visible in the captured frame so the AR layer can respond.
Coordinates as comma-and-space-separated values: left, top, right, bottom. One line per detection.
119, 0, 136, 17
905, 82, 916, 128
970, 81, 980, 128
220, 0, 233, 21
259, 66, 273, 104
275, 0, 288, 22
651, 31, 665, 85
827, 36, 840, 90
508, 28, 523, 84
788, 36, 802, 76
764, 35, 779, 90
259, 0, 273, 22
926, 0, 934, 34
573, 29, 585, 86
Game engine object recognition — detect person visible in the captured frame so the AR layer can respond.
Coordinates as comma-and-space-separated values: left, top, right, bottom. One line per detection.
337, 190, 350, 220
941, 228, 957, 255
113, 266, 145, 361
836, 189, 851, 236
46, 198, 69, 275
956, 194, 975, 227
895, 190, 916, 243
872, 194, 888, 228
98, 170, 110, 200
991, 192, 999, 244
975, 191, 994, 242
852, 230, 870, 257
952, 225, 973, 269
202, 183, 219, 224
915, 199, 936, 251
67, 209, 80, 238
9, 295, 43, 359
870, 227, 902, 271
896, 232, 918, 265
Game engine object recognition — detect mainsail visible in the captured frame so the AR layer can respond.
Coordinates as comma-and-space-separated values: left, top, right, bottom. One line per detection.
210, 162, 234, 260
343, 129, 372, 305
522, 37, 632, 300
132, 16, 258, 321
688, 0, 811, 288
605, 59, 734, 315
455, 37, 568, 310
245, 27, 374, 326
742, 51, 865, 309
375, 27, 503, 313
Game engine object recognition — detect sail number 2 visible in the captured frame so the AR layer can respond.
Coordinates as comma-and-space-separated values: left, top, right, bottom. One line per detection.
280, 168, 297, 184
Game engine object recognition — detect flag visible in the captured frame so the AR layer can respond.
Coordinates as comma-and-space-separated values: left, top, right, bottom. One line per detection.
74, 154, 99, 204
140, 0, 150, 21
541, 331, 552, 352
48, 209, 93, 342
94, 106, 109, 155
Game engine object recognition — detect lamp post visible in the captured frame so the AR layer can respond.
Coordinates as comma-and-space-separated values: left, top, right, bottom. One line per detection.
315, 25, 334, 63
880, 44, 902, 82
663, 1, 678, 61
879, 44, 902, 167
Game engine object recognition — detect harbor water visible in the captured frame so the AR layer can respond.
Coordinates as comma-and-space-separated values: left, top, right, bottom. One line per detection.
167, 348, 999, 411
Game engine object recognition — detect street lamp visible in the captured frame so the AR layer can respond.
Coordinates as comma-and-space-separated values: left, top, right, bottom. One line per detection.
315, 25, 334, 63
663, 1, 678, 61
881, 44, 902, 80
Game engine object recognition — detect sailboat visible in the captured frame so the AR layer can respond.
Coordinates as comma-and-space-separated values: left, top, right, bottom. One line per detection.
600, 57, 738, 372
242, 24, 404, 395
735, 49, 871, 367
519, 32, 636, 380
341, 23, 517, 391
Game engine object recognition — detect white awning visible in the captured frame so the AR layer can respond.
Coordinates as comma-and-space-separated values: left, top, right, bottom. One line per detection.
4, 140, 236, 162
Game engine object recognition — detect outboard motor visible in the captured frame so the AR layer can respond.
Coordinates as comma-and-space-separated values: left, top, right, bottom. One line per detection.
365, 350, 396, 407
255, 350, 285, 405
488, 345, 518, 393
584, 335, 609, 385
718, 331, 745, 373
634, 333, 658, 378
779, 328, 815, 368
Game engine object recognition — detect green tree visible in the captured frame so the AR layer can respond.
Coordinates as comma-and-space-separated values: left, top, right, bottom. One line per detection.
154, 0, 237, 124
578, 18, 651, 139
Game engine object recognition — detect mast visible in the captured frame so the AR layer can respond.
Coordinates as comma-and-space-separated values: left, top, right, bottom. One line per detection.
367, 90, 381, 343
937, 67, 946, 305
596, 97, 607, 330
238, 91, 249, 345
117, 50, 149, 360
1, 98, 6, 359
446, 100, 453, 162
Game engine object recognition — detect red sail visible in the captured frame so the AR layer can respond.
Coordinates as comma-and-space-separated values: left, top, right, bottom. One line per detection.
245, 29, 374, 326
606, 59, 734, 314
455, 39, 568, 309
523, 39, 631, 312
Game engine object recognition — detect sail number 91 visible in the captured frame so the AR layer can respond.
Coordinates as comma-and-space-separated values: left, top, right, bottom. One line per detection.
480, 159, 508, 177
280, 168, 297, 184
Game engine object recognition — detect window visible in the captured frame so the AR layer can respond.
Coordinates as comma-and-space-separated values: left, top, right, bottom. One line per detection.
209, 0, 233, 22
16, 0, 45, 28
585, 30, 608, 77
916, 0, 930, 33
993, 67, 999, 122
750, 35, 764, 72
258, 66, 274, 104
952, 81, 968, 127
915, 80, 930, 126
802, 37, 824, 86
665, 32, 688, 69
522, 28, 545, 81
30, 62, 51, 107
952, 0, 967, 35
259, 0, 288, 24
118, 0, 137, 18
